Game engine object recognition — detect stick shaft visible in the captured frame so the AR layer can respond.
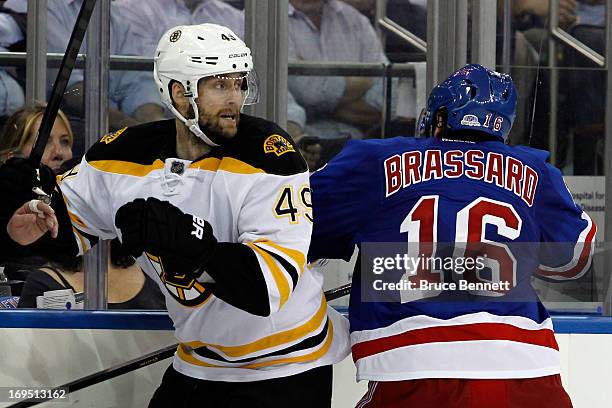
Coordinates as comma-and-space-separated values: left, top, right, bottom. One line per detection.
28, 0, 97, 167
8, 283, 353, 407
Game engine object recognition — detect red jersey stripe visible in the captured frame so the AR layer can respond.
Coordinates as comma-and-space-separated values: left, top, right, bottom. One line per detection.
352, 322, 558, 362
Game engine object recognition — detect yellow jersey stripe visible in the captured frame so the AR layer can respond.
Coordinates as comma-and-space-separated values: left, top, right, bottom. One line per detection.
248, 242, 291, 308
255, 240, 306, 275
190, 156, 266, 174
189, 158, 221, 171
178, 321, 334, 370
183, 295, 327, 358
218, 157, 265, 174
72, 227, 88, 253
88, 159, 165, 176
176, 344, 223, 368
65, 192, 86, 251
244, 322, 333, 369
89, 157, 265, 177
63, 195, 89, 231
67, 209, 88, 230
146, 253, 160, 263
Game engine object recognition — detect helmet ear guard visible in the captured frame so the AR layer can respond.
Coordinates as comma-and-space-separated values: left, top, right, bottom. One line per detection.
416, 107, 429, 137
433, 107, 448, 137
417, 106, 448, 138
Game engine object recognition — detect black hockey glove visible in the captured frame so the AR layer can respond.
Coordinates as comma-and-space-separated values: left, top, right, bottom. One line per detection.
0, 158, 78, 263
114, 197, 217, 280
0, 157, 56, 217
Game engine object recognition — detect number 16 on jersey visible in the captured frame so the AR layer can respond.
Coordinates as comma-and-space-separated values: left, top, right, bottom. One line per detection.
399, 195, 520, 302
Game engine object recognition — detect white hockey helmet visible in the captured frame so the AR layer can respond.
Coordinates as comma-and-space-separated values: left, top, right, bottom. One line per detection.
154, 23, 259, 146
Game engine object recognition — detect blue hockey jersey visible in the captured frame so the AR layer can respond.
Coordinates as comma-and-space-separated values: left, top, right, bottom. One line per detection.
310, 136, 596, 381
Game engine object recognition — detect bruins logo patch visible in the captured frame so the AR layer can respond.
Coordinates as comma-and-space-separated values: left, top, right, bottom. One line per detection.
100, 127, 127, 144
263, 134, 295, 157
169, 30, 182, 42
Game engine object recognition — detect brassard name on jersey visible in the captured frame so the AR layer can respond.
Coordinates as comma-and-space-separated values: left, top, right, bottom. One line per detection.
384, 149, 539, 206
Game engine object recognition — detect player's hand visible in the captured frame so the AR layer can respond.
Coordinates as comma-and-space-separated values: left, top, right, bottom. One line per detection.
0, 158, 56, 214
114, 197, 218, 273
7, 200, 58, 245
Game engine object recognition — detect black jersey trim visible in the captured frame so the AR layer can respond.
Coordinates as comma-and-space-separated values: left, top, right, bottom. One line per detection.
193, 318, 329, 364
253, 243, 299, 289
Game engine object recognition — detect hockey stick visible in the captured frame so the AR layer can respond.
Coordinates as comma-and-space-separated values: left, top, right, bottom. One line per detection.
324, 282, 352, 301
6, 344, 177, 408
7, 283, 352, 407
28, 0, 97, 168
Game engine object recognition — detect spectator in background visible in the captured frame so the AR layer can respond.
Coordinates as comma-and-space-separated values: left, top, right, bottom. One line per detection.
0, 103, 73, 172
0, 103, 73, 279
112, 0, 244, 56
341, 0, 427, 141
287, 0, 388, 142
563, 0, 605, 174
18, 237, 166, 309
343, 0, 427, 62
502, 0, 577, 30
112, 0, 326, 171
576, 0, 604, 26
0, 10, 25, 126
493, 0, 577, 155
4, 0, 166, 132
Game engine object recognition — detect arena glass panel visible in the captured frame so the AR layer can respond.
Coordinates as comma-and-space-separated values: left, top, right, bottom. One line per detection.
494, 0, 608, 314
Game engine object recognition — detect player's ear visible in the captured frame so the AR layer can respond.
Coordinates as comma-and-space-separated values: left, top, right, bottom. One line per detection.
435, 110, 446, 128
433, 108, 447, 137
171, 81, 189, 116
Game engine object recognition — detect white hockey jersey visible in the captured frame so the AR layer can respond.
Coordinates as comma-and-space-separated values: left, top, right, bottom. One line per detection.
57, 115, 349, 381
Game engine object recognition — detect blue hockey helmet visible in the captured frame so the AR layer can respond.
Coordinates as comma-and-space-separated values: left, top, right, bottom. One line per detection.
417, 64, 517, 141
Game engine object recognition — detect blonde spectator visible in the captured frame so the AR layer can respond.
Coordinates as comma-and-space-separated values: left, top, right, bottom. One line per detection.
0, 103, 73, 172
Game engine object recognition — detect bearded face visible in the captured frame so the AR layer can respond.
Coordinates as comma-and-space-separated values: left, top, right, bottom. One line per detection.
194, 73, 247, 141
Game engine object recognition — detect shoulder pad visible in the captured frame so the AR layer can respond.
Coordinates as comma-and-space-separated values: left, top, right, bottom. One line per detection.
85, 120, 175, 165
220, 114, 307, 176
512, 145, 550, 164
342, 136, 421, 157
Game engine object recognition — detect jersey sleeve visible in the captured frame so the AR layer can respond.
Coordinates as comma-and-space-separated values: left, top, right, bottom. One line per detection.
56, 158, 118, 255
198, 123, 312, 317
204, 168, 312, 317
535, 163, 597, 280
309, 140, 378, 262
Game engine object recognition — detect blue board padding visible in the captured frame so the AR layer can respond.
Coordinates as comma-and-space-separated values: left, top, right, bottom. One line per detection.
2, 310, 612, 334
0, 310, 173, 330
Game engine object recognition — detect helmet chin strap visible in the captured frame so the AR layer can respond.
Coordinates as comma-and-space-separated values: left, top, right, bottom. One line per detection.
165, 97, 220, 148
185, 98, 220, 147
